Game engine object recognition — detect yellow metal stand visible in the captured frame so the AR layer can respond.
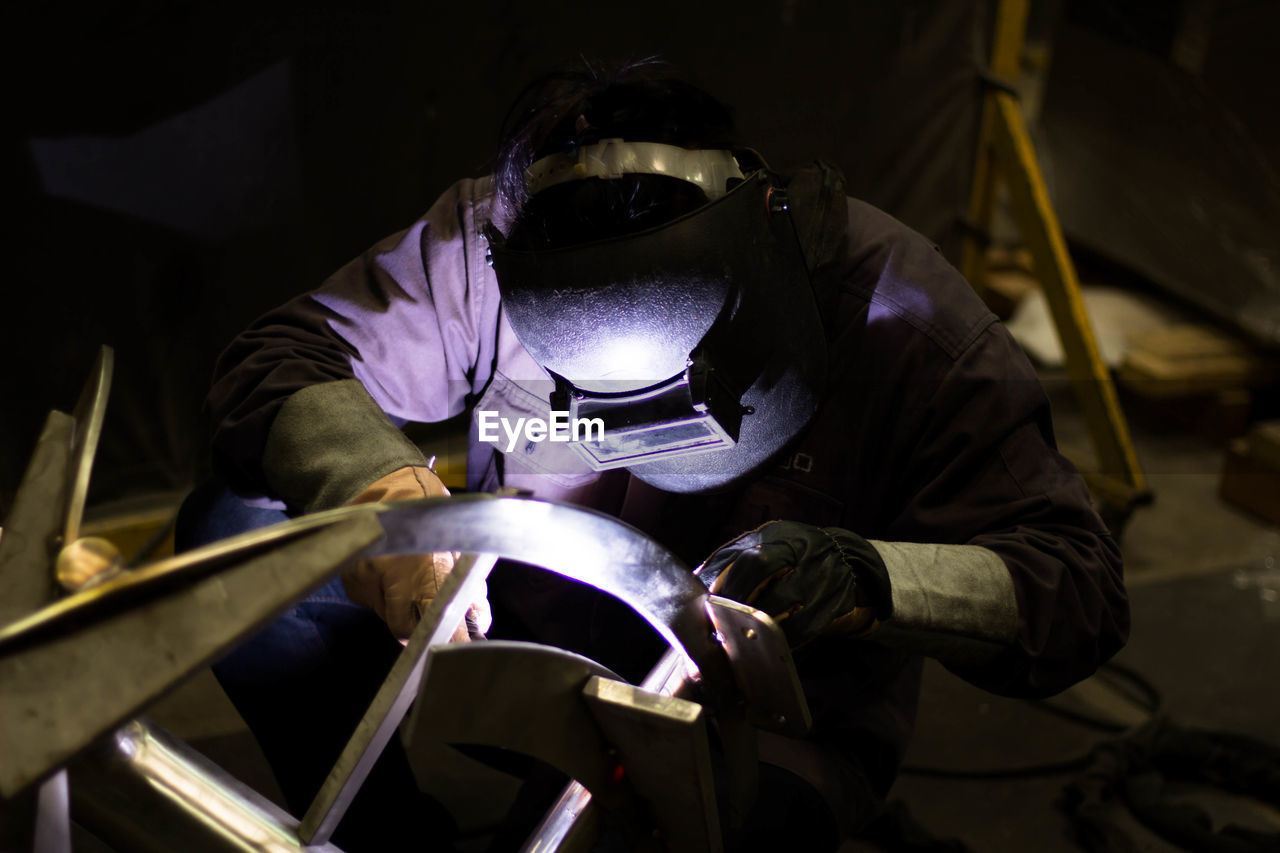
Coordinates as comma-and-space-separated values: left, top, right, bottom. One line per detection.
963, 0, 1149, 522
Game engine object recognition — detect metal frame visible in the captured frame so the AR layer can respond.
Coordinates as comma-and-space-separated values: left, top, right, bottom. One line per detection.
2, 347, 814, 852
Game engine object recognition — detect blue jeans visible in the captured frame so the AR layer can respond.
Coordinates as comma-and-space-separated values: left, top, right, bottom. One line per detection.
176, 479, 455, 852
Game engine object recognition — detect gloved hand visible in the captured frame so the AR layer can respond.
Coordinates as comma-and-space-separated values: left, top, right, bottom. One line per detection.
340, 465, 491, 641
698, 521, 893, 648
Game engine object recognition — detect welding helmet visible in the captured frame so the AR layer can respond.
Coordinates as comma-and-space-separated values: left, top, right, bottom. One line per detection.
484, 140, 827, 493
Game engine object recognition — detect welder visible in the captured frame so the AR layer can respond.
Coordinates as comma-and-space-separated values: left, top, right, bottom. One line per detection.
192, 60, 1129, 851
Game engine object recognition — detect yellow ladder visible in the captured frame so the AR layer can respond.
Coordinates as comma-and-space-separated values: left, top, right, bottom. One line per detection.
962, 0, 1149, 524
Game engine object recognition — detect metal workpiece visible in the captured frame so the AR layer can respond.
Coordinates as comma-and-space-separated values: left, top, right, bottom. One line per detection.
2, 364, 803, 853
300, 551, 500, 845
0, 509, 373, 654
294, 496, 782, 849
524, 782, 599, 853
527, 601, 793, 849
63, 347, 113, 549
404, 642, 624, 804
70, 720, 345, 853
0, 513, 385, 798
372, 496, 736, 700
0, 771, 71, 853
0, 411, 75, 628
705, 596, 812, 737
0, 346, 112, 627
582, 676, 722, 853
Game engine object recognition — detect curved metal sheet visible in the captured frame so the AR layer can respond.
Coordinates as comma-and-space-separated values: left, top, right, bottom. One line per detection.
370, 495, 730, 696
298, 497, 738, 845
5, 496, 730, 697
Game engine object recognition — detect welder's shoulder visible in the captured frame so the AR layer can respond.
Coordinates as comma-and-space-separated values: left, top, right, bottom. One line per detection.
415, 175, 508, 244
326, 175, 505, 298
840, 197, 996, 361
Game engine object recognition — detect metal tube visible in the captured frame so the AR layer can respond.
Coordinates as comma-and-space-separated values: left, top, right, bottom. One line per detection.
70, 720, 344, 853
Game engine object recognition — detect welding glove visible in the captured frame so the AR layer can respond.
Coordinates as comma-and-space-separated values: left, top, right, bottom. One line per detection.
698, 521, 893, 649
341, 465, 491, 641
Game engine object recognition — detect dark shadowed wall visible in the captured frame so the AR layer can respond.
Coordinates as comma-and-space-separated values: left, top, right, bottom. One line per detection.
6, 0, 986, 513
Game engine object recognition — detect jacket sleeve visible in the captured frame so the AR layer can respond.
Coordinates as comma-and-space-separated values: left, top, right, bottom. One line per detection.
206, 177, 501, 512
873, 318, 1129, 699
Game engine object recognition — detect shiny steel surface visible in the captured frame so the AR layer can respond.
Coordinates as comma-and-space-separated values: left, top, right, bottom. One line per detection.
706, 595, 811, 736
1, 347, 790, 851
34, 772, 70, 853
373, 496, 734, 697
302, 495, 739, 845
71, 720, 344, 853
300, 552, 498, 844
523, 599, 804, 849
523, 783, 597, 853
1, 417, 803, 853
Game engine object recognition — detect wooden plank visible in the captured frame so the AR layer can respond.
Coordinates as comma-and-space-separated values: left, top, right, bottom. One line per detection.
1118, 324, 1280, 397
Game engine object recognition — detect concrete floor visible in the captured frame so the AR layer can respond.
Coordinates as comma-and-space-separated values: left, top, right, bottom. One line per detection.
138, 372, 1280, 851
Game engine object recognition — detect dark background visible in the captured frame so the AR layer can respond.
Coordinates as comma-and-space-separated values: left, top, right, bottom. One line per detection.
5, 0, 1278, 516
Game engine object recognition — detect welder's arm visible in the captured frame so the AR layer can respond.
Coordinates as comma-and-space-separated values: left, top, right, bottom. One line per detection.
709, 321, 1126, 698
860, 540, 1017, 666
258, 382, 483, 640
205, 179, 498, 638
206, 177, 494, 503
871, 321, 1128, 699
699, 523, 1015, 660
701, 520, 1104, 701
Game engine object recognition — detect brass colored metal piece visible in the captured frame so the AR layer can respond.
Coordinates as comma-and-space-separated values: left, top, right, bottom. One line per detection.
54, 536, 123, 591
0, 511, 368, 653
1, 344, 804, 851
64, 346, 113, 548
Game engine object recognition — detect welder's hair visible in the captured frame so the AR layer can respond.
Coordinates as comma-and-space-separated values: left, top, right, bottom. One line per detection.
495, 58, 736, 249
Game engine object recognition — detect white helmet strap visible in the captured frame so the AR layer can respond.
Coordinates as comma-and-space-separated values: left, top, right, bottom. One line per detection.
525, 139, 745, 200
